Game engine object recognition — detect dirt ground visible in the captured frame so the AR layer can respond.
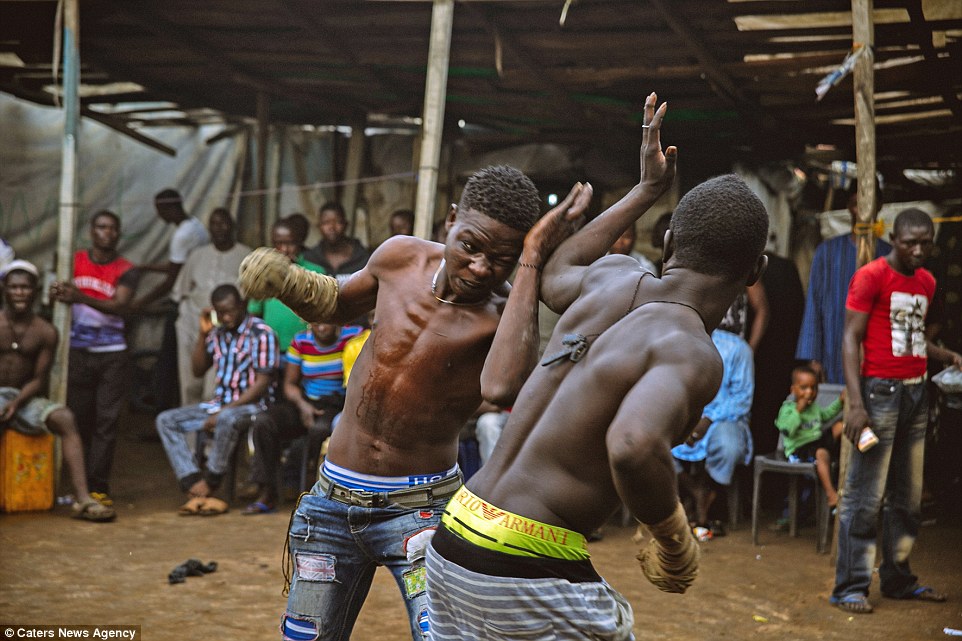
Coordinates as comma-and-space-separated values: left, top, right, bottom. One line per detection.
2, 410, 961, 640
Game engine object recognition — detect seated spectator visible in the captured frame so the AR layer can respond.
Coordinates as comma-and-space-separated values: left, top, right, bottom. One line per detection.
248, 218, 326, 353
155, 284, 279, 515
244, 322, 364, 514
303, 201, 371, 276
775, 365, 845, 509
0, 261, 114, 521
672, 326, 754, 538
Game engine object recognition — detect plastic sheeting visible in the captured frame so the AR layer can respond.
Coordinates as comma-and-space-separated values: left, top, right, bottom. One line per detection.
0, 92, 244, 270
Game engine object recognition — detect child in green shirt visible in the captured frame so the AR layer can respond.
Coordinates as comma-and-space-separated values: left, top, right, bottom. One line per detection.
775, 366, 845, 508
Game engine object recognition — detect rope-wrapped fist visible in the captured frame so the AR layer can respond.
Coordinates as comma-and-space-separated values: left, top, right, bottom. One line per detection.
238, 247, 291, 301
636, 502, 700, 594
237, 247, 340, 322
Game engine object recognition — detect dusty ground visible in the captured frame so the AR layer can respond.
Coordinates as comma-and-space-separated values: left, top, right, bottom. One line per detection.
2, 411, 960, 640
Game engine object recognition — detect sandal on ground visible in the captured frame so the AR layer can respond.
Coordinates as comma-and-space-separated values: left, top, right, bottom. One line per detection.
830, 594, 873, 614
888, 585, 947, 602
198, 497, 229, 516
71, 499, 116, 522
89, 491, 114, 507
177, 496, 206, 516
241, 501, 276, 515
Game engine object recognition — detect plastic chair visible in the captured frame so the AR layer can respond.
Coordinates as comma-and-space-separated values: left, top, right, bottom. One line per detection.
751, 383, 844, 553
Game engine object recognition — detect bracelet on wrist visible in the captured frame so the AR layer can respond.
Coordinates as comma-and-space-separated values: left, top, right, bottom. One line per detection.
518, 262, 541, 271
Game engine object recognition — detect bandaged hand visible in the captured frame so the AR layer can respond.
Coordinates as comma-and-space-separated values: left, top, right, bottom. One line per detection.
238, 247, 339, 322
239, 248, 291, 300
636, 502, 700, 594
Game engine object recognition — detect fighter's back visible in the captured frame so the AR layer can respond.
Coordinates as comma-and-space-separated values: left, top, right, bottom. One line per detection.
469, 255, 722, 534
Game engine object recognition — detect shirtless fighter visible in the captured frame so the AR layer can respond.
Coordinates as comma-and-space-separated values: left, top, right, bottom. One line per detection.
238, 166, 593, 639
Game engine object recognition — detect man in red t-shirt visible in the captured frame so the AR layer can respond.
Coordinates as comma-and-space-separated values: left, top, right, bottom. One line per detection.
831, 208, 962, 614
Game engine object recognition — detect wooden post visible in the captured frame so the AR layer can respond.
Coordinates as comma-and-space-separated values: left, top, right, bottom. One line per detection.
256, 92, 270, 246
342, 121, 367, 239
50, 0, 80, 405
413, 0, 455, 240
852, 0, 877, 267
834, 0, 877, 563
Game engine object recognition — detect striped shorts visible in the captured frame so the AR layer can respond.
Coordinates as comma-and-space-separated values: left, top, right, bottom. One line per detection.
426, 526, 634, 640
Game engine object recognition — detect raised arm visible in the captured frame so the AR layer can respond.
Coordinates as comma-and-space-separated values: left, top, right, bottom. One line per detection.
541, 93, 677, 313
481, 182, 592, 405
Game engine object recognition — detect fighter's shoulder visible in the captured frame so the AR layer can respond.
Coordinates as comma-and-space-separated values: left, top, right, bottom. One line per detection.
366, 235, 436, 272
582, 254, 651, 289
652, 329, 723, 397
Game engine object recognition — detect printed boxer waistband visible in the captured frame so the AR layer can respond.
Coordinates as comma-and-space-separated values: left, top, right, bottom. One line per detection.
440, 486, 589, 561
318, 469, 463, 509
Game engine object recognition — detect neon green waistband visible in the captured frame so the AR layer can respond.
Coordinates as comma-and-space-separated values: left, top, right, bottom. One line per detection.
441, 486, 589, 561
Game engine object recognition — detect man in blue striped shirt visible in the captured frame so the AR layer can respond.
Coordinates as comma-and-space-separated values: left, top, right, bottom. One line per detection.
156, 284, 279, 515
796, 192, 890, 384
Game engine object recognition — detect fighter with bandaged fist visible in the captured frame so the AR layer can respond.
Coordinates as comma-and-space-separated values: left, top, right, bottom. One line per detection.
425, 94, 770, 640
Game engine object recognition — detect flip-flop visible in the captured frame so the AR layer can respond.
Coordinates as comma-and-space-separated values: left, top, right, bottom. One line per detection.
830, 594, 873, 614
895, 586, 947, 602
241, 501, 276, 515
71, 499, 116, 522
198, 497, 229, 516
178, 496, 206, 516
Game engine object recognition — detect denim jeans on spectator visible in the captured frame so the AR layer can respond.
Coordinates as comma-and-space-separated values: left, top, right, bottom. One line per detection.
833, 377, 927, 601
155, 403, 259, 490
282, 486, 446, 641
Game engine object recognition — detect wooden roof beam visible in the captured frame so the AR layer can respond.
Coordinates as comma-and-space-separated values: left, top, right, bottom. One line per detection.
463, 4, 621, 131
111, 6, 361, 121
278, 0, 411, 108
645, 0, 759, 113
901, 0, 962, 121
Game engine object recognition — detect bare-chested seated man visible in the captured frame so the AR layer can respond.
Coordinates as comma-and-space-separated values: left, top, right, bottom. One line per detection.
238, 165, 593, 640
424, 111, 769, 639
0, 260, 115, 522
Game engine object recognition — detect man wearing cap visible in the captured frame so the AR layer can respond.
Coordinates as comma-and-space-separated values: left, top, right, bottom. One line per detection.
1, 260, 115, 521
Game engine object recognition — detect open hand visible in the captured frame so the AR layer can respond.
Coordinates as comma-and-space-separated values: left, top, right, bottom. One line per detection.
639, 93, 677, 198
521, 182, 593, 267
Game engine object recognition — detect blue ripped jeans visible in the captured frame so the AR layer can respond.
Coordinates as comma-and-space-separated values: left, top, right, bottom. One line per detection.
832, 377, 927, 601
282, 486, 446, 641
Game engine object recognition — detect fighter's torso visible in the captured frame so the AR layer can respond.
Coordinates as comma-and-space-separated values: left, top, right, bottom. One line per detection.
327, 248, 505, 476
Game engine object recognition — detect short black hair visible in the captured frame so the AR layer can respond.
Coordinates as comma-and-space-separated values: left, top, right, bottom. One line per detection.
283, 213, 310, 245
670, 174, 768, 280
211, 283, 241, 306
459, 165, 541, 232
391, 209, 415, 224
892, 207, 934, 235
319, 201, 346, 220
91, 209, 120, 228
154, 188, 182, 206
791, 365, 818, 383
